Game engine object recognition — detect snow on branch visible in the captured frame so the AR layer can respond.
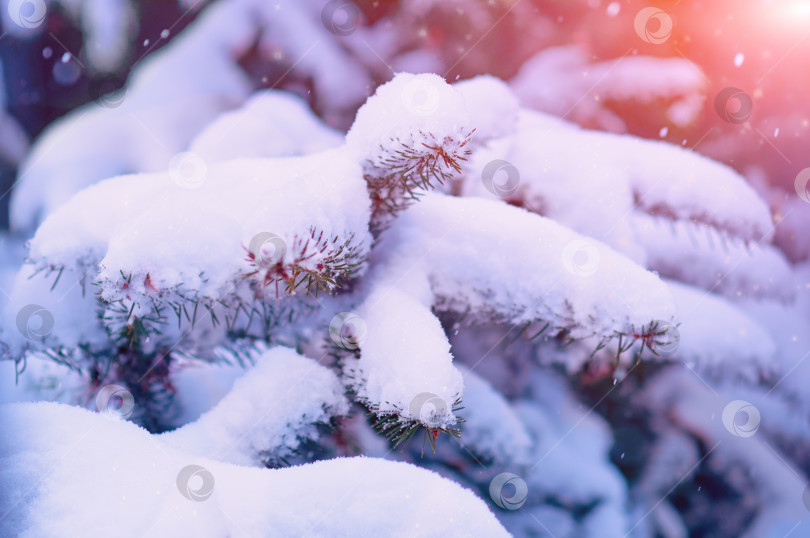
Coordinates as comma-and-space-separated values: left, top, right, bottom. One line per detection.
161, 346, 348, 467
452, 75, 520, 146
462, 107, 784, 304
633, 214, 794, 301
5, 149, 371, 359
660, 280, 777, 372
385, 193, 675, 342
454, 364, 533, 466
9, 0, 259, 233
346, 73, 475, 234
10, 0, 372, 233
511, 46, 706, 132
494, 368, 629, 537
635, 368, 808, 537
3, 72, 481, 365
330, 192, 675, 444
341, 283, 465, 451
188, 91, 344, 163
466, 109, 774, 246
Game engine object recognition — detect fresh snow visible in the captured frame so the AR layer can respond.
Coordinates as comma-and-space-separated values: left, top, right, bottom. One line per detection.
0, 401, 508, 537
161, 347, 349, 466
8, 149, 372, 355
189, 91, 344, 162
2, 11, 806, 535
345, 72, 472, 167
664, 280, 777, 371
381, 192, 676, 340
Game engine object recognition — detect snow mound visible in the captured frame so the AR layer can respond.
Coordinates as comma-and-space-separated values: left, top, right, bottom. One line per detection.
189, 90, 344, 162
346, 72, 472, 166
161, 347, 349, 466
453, 75, 519, 144
0, 402, 507, 537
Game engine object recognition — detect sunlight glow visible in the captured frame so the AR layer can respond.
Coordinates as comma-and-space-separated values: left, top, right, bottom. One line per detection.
782, 0, 810, 21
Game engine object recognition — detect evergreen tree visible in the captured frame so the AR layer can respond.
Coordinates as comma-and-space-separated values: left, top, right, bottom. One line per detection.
1, 1, 809, 536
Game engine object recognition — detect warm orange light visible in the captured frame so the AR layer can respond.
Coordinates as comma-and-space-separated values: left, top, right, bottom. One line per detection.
779, 0, 810, 23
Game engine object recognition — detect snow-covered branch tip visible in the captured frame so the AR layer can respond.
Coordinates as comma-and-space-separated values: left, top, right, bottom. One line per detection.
369, 397, 466, 455
345, 73, 475, 235
329, 348, 467, 455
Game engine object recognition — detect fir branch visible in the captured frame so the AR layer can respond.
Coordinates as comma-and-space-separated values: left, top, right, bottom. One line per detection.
243, 227, 365, 297
366, 130, 474, 235
366, 398, 466, 456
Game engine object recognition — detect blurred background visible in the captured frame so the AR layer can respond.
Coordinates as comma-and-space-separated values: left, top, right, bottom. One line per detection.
1, 0, 809, 228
